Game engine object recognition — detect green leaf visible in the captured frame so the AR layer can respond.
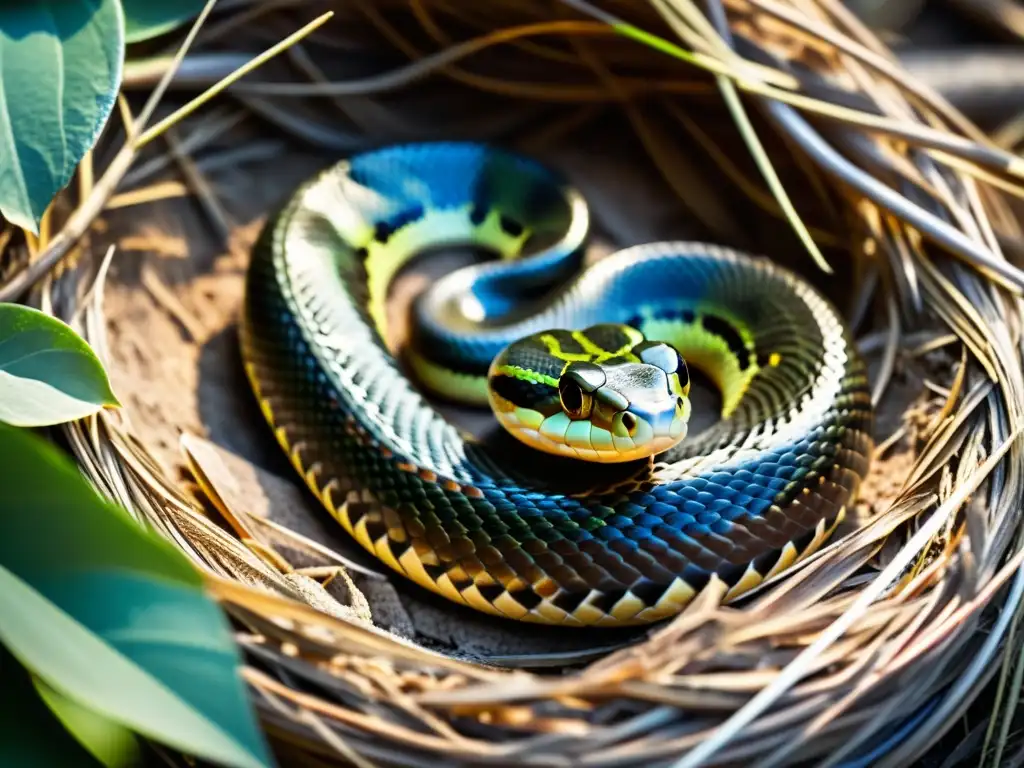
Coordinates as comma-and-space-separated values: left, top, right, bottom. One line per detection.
0, 424, 274, 768
0, 646, 102, 768
0, 421, 193, 585
0, 0, 123, 231
34, 679, 141, 768
121, 0, 207, 43
0, 303, 119, 427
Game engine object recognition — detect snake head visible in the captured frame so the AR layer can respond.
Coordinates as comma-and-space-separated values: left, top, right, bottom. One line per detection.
487, 325, 691, 463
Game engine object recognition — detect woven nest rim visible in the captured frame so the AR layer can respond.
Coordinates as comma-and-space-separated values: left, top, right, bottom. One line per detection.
23, 2, 1024, 766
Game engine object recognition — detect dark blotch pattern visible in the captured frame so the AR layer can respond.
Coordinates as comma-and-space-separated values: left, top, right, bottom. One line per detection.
498, 336, 569, 383
701, 314, 752, 371
499, 214, 524, 237
580, 323, 635, 352
491, 373, 557, 411
374, 221, 393, 244
469, 203, 488, 226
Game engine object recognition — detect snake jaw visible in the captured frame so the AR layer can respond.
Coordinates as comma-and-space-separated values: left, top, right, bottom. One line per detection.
492, 404, 687, 463
488, 353, 691, 463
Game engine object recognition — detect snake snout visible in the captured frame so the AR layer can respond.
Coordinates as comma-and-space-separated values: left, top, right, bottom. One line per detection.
612, 411, 639, 438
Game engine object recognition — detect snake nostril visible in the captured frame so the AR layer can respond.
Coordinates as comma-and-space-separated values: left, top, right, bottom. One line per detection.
621, 413, 637, 433
676, 397, 684, 411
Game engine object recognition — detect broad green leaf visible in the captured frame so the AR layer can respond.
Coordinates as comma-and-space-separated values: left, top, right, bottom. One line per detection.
121, 0, 207, 43
0, 303, 119, 427
0, 425, 274, 768
0, 567, 270, 768
0, 0, 123, 231
0, 421, 193, 585
35, 679, 141, 768
0, 646, 102, 767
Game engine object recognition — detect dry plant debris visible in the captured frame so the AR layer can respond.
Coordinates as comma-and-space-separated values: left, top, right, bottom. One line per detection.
9, 0, 1024, 765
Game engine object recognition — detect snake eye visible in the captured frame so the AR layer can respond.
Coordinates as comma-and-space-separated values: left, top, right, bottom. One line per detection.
558, 379, 592, 420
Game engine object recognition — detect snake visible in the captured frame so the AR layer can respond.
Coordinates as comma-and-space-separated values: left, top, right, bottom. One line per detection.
240, 142, 874, 627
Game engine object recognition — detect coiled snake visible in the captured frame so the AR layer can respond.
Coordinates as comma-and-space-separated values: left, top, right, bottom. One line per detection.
241, 142, 874, 627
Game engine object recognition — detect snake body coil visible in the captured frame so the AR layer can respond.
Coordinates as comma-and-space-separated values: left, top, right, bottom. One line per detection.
241, 142, 873, 626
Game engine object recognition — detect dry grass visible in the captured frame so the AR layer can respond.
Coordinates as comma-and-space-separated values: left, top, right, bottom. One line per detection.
7, 0, 1024, 765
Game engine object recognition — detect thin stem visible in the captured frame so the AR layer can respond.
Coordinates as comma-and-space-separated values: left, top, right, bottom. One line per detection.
134, 12, 335, 149
0, 7, 332, 302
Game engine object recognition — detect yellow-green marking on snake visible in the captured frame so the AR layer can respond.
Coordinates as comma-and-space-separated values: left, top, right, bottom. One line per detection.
240, 142, 874, 627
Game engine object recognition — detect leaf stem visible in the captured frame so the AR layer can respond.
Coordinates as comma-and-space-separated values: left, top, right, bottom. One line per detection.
134, 12, 334, 149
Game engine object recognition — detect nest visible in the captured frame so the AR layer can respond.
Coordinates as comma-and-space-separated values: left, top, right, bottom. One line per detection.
17, 1, 1024, 765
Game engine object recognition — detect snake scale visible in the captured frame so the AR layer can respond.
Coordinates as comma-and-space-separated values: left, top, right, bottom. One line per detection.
240, 142, 874, 627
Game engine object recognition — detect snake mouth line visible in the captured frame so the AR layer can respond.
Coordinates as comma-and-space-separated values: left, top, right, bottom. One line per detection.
491, 394, 690, 464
